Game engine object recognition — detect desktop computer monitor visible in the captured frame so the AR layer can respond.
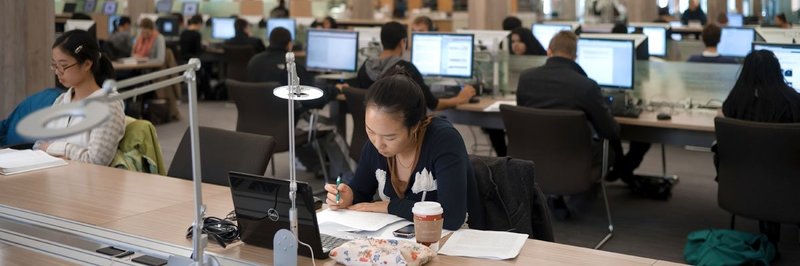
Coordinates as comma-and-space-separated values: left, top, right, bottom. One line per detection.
157, 17, 180, 37
155, 0, 173, 14
107, 15, 120, 34
532, 23, 572, 50
752, 42, 800, 93
305, 29, 359, 72
65, 19, 96, 32
182, 2, 199, 17
267, 18, 296, 40
727, 13, 744, 27
63, 3, 77, 14
577, 38, 635, 89
410, 33, 475, 79
718, 27, 755, 58
102, 1, 117, 15
84, 0, 97, 13
639, 26, 667, 57
211, 17, 236, 40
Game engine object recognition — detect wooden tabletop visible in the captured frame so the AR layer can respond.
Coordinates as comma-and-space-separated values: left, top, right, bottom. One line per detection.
0, 162, 684, 265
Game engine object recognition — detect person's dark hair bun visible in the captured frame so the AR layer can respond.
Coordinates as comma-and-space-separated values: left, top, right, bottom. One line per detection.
365, 66, 427, 128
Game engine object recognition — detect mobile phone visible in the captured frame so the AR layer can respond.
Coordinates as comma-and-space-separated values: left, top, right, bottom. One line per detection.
95, 246, 134, 258
131, 255, 168, 266
392, 224, 415, 238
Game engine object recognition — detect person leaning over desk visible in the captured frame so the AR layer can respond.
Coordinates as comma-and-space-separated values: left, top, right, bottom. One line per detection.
714, 49, 800, 248
34, 30, 125, 166
325, 68, 485, 231
342, 22, 475, 111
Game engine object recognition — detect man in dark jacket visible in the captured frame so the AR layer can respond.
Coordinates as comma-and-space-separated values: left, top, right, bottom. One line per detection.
225, 18, 266, 54
681, 0, 707, 25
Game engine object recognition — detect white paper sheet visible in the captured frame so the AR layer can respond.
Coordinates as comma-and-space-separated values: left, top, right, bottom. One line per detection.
316, 209, 405, 232
438, 229, 529, 260
0, 149, 67, 175
483, 101, 517, 112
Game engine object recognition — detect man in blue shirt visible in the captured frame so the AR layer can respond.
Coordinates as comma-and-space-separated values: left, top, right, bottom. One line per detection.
687, 23, 739, 64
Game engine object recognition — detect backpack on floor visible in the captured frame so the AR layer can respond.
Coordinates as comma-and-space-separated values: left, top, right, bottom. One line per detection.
684, 229, 775, 266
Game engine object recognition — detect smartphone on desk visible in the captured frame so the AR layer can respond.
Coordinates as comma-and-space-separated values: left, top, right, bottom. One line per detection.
393, 224, 415, 238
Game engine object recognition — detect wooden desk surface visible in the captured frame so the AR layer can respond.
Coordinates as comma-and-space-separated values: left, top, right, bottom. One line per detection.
453, 97, 717, 132
0, 162, 683, 265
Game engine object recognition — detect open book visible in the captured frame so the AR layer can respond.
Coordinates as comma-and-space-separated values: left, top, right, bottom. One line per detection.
0, 149, 67, 175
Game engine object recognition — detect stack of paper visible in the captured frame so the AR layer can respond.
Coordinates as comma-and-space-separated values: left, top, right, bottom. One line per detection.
438, 229, 529, 260
0, 149, 67, 175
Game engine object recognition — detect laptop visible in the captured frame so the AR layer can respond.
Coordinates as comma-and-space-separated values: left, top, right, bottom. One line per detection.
228, 172, 348, 259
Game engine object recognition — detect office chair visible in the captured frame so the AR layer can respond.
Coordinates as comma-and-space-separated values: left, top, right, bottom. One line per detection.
715, 117, 800, 233
226, 79, 330, 181
221, 44, 256, 91
342, 87, 368, 161
500, 104, 613, 249
168, 126, 275, 186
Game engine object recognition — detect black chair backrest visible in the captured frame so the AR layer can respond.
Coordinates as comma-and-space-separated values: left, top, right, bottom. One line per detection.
226, 79, 292, 152
343, 87, 368, 161
470, 155, 555, 242
168, 126, 275, 186
500, 104, 595, 195
223, 44, 256, 82
715, 117, 800, 223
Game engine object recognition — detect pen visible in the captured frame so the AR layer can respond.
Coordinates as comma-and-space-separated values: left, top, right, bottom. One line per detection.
335, 176, 341, 204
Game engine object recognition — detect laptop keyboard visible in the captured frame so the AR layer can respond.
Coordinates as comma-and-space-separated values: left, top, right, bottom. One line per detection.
320, 234, 350, 252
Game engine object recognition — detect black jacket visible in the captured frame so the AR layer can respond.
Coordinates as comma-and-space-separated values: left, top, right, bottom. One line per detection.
179, 30, 203, 62
681, 8, 708, 25
246, 46, 312, 86
225, 33, 266, 54
516, 57, 620, 140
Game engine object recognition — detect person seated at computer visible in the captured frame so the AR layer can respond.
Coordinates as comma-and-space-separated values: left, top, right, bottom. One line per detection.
132, 18, 166, 65
325, 69, 486, 231
246, 27, 314, 88
510, 27, 546, 55
411, 16, 435, 32
345, 22, 475, 111
270, 0, 290, 18
171, 12, 185, 31
311, 16, 338, 29
225, 18, 266, 54
687, 23, 738, 64
180, 15, 204, 62
108, 16, 133, 58
681, 0, 707, 26
33, 30, 124, 165
716, 49, 800, 247
775, 13, 792, 29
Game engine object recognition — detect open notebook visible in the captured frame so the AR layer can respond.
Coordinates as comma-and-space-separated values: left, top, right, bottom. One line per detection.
0, 149, 67, 175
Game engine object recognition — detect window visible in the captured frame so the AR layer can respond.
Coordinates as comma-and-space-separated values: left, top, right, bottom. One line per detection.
728, 0, 737, 12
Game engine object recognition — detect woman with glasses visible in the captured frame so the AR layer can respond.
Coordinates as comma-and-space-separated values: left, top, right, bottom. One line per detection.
34, 30, 124, 166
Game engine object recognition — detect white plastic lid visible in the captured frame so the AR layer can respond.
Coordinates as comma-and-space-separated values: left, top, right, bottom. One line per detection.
412, 201, 443, 216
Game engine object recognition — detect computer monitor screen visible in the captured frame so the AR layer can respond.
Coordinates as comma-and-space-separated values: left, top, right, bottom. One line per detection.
718, 27, 755, 57
63, 3, 77, 13
156, 0, 173, 14
108, 15, 120, 34
102, 1, 117, 15
157, 17, 180, 37
753, 42, 800, 93
727, 13, 744, 27
211, 18, 236, 40
182, 2, 199, 16
642, 27, 667, 57
306, 29, 359, 72
65, 19, 96, 32
577, 38, 635, 89
267, 18, 296, 40
411, 33, 474, 78
84, 0, 97, 13
532, 24, 571, 50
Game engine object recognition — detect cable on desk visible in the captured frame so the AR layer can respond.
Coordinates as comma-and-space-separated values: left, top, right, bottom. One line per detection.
298, 240, 317, 266
186, 215, 240, 248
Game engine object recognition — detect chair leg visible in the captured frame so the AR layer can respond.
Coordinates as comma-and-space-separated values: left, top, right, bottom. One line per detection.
595, 139, 614, 250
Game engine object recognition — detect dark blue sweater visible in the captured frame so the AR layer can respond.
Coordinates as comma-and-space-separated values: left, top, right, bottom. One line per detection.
348, 117, 485, 230
1, 88, 63, 147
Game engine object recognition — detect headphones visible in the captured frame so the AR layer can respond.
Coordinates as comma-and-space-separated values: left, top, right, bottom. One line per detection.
186, 213, 240, 248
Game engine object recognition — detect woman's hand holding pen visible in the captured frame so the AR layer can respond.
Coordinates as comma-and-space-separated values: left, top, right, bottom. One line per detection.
325, 183, 354, 210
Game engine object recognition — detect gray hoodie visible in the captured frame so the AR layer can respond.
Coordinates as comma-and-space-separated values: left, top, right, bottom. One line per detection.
364, 56, 405, 81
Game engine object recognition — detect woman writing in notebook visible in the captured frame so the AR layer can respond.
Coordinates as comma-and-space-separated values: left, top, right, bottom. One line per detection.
34, 30, 125, 166
324, 68, 485, 231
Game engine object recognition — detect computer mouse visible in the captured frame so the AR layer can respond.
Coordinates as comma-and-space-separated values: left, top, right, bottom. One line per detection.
468, 96, 480, 104
657, 112, 672, 120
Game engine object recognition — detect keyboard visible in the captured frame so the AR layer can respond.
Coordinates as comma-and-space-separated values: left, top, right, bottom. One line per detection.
613, 107, 643, 118
320, 234, 350, 252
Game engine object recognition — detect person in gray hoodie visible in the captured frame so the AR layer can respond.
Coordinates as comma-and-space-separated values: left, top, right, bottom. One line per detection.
345, 22, 475, 111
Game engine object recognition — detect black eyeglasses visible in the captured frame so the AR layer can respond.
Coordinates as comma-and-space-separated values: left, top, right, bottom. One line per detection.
50, 62, 79, 74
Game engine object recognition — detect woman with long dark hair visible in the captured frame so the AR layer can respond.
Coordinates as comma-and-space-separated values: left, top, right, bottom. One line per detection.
510, 27, 546, 55
34, 30, 125, 165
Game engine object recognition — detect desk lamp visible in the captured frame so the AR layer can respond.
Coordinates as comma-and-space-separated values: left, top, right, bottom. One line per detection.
272, 52, 324, 266
17, 59, 219, 266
